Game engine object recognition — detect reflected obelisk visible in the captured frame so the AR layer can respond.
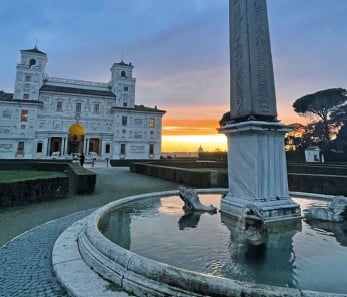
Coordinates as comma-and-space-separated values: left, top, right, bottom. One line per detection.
219, 0, 301, 222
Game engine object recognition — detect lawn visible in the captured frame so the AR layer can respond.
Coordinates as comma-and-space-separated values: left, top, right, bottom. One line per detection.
0, 170, 67, 183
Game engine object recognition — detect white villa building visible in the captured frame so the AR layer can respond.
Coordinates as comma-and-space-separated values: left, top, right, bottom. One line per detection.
0, 47, 166, 160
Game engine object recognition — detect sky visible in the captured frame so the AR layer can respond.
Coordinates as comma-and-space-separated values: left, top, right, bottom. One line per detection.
1, 0, 346, 152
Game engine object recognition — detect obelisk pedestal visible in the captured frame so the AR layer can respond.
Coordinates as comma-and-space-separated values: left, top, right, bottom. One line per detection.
220, 0, 301, 222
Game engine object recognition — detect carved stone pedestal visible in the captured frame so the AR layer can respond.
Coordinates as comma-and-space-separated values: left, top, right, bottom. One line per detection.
219, 121, 301, 222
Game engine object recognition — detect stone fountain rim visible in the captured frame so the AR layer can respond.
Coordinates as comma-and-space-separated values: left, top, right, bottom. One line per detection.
77, 189, 343, 297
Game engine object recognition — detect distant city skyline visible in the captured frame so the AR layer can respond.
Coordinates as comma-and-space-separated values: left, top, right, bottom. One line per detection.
1, 0, 346, 152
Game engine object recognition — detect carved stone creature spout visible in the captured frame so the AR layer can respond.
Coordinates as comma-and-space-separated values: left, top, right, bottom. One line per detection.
307, 195, 347, 222
241, 204, 268, 246
178, 186, 217, 213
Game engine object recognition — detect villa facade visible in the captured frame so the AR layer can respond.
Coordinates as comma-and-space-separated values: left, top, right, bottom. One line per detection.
0, 47, 165, 160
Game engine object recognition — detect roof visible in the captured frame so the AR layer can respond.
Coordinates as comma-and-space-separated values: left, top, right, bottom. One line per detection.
21, 46, 47, 55
111, 105, 166, 113
114, 60, 132, 67
0, 91, 13, 100
40, 85, 116, 98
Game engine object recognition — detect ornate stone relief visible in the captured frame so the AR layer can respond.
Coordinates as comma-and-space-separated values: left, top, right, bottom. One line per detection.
0, 126, 11, 134
2, 109, 12, 118
130, 145, 145, 153
229, 0, 276, 120
0, 143, 13, 152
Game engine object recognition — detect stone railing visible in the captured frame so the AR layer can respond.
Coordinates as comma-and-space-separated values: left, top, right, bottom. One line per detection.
46, 76, 109, 88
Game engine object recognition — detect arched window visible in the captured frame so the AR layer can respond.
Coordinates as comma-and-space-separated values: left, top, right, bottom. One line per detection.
121, 70, 126, 77
29, 59, 36, 68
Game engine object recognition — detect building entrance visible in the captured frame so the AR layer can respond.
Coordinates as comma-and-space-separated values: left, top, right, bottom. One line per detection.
68, 123, 85, 154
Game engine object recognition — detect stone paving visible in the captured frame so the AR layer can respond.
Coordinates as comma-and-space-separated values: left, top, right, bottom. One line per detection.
0, 210, 93, 297
0, 164, 180, 297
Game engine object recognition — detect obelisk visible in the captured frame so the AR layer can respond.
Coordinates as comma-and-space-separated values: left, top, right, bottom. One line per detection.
219, 0, 301, 222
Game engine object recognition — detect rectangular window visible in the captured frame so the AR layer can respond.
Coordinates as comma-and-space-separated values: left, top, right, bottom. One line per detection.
105, 144, 110, 154
25, 75, 31, 82
123, 102, 128, 107
76, 102, 81, 112
21, 110, 28, 121
120, 143, 126, 154
124, 86, 128, 92
57, 101, 63, 111
23, 93, 29, 100
122, 116, 127, 126
18, 141, 24, 151
93, 103, 100, 114
37, 142, 43, 153
149, 118, 155, 128
122, 129, 126, 134
149, 144, 154, 155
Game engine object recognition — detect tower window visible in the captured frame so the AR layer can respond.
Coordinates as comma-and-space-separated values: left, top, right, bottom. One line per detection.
124, 86, 128, 92
149, 118, 155, 128
123, 102, 128, 107
57, 101, 63, 111
23, 93, 30, 100
122, 116, 127, 126
29, 59, 36, 68
121, 71, 126, 77
93, 104, 100, 114
76, 102, 81, 112
25, 75, 31, 82
21, 110, 28, 121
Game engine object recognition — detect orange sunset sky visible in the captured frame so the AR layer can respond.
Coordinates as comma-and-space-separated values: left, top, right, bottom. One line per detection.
160, 101, 304, 153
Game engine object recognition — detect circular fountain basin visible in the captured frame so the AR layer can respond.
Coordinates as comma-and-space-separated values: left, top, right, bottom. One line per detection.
78, 190, 347, 297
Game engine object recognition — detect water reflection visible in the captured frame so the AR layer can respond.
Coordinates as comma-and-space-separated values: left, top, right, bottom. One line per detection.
99, 209, 131, 250
220, 213, 302, 288
305, 219, 347, 247
178, 211, 216, 230
100, 195, 347, 293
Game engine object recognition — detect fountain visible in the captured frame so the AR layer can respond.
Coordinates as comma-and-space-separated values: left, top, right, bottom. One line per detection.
218, 0, 301, 223
53, 1, 347, 296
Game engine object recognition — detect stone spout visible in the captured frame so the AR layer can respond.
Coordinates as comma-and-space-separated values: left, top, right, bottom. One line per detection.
178, 186, 217, 213
241, 204, 268, 246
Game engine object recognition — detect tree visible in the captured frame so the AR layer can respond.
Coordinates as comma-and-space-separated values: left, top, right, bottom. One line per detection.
293, 88, 347, 149
284, 123, 305, 150
293, 88, 346, 121
330, 104, 347, 152
301, 121, 328, 149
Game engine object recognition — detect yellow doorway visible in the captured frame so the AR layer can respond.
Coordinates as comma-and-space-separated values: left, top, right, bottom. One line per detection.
68, 123, 85, 154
